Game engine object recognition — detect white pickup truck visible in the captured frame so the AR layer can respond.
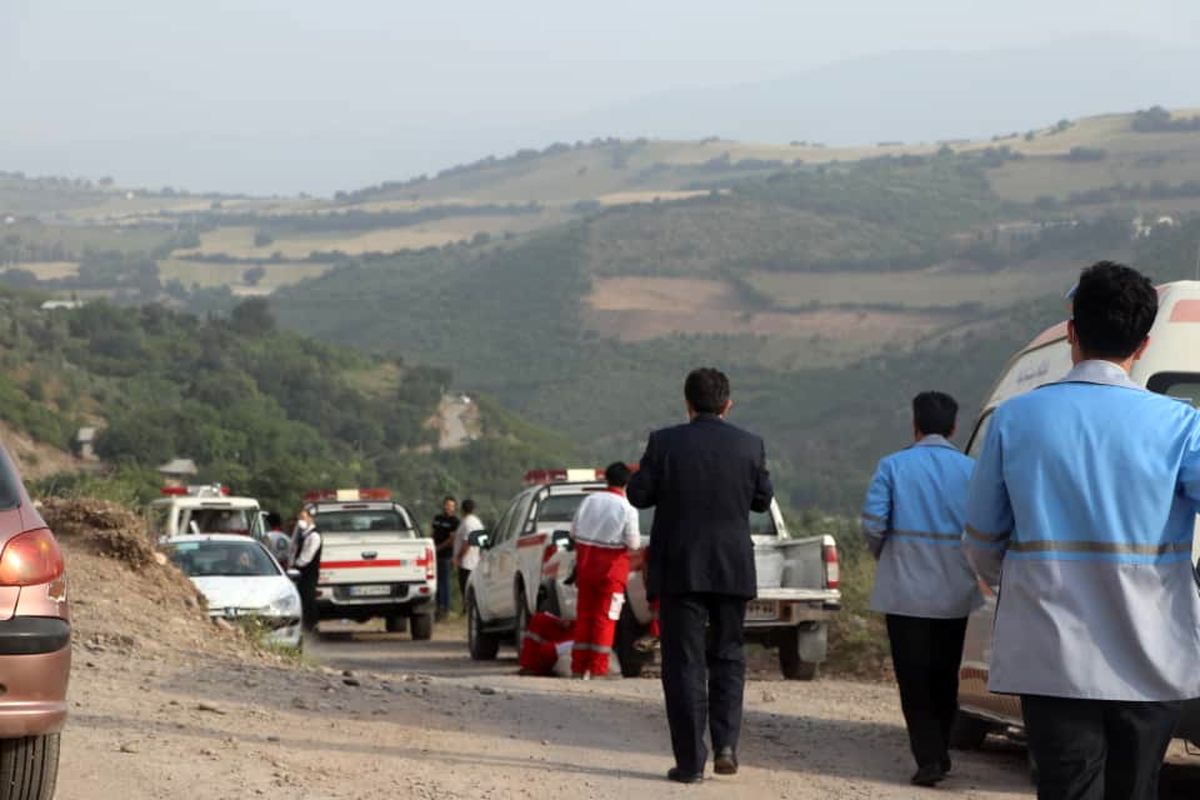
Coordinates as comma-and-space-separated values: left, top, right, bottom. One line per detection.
304, 489, 437, 640
465, 470, 841, 679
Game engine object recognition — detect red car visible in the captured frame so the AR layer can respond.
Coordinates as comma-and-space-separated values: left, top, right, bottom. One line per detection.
0, 445, 69, 799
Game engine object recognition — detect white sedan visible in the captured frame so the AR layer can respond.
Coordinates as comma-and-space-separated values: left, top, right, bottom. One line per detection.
162, 534, 303, 648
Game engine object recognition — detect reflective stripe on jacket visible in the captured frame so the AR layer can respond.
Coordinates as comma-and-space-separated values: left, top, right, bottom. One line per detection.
965, 359, 1200, 701
862, 435, 981, 619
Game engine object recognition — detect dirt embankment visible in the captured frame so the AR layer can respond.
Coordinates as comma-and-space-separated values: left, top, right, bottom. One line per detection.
41, 497, 261, 660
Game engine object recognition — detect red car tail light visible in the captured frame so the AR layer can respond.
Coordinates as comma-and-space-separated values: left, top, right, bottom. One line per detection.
822, 535, 839, 591
0, 529, 65, 587
423, 547, 435, 580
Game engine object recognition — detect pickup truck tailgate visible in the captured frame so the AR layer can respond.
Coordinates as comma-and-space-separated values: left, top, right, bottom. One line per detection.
319, 534, 432, 585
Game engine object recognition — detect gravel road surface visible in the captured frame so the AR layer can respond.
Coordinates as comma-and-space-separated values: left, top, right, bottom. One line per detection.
55, 615, 1200, 799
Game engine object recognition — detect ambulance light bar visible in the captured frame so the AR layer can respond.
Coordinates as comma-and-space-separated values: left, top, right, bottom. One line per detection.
523, 465, 639, 486
160, 484, 231, 497
303, 488, 392, 502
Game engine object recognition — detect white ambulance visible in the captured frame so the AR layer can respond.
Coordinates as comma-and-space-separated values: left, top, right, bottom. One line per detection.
144, 484, 266, 542
466, 468, 841, 680
955, 280, 1200, 750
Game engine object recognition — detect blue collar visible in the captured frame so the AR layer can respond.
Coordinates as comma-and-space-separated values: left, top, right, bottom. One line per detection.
1057, 360, 1142, 391
912, 434, 958, 451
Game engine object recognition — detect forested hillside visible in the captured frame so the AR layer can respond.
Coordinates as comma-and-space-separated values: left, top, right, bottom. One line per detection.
0, 289, 574, 518
275, 155, 1200, 511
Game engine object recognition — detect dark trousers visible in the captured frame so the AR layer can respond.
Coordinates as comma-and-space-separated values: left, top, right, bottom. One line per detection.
457, 567, 472, 609
659, 593, 747, 774
298, 573, 319, 632
886, 614, 968, 769
1021, 694, 1182, 800
435, 557, 453, 613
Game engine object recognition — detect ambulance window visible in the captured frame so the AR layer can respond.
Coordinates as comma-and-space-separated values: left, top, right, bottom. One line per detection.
1147, 373, 1200, 407
966, 412, 993, 458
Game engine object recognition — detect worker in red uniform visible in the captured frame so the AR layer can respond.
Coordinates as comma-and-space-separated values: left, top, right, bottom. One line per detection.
571, 462, 641, 679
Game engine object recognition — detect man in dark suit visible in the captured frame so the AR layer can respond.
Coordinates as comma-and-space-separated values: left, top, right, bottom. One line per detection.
627, 367, 773, 784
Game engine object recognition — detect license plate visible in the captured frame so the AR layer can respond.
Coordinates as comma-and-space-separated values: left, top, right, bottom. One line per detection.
746, 600, 778, 621
348, 585, 392, 597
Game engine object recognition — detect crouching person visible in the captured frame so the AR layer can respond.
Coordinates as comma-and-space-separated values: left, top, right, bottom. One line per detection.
571, 462, 640, 679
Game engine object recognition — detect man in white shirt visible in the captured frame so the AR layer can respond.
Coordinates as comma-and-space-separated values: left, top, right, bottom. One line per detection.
570, 463, 641, 679
452, 499, 484, 607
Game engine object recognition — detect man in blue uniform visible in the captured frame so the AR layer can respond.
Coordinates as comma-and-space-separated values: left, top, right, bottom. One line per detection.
862, 391, 980, 787
965, 261, 1200, 800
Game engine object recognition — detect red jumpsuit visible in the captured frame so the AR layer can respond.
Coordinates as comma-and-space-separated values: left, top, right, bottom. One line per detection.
570, 487, 639, 677
519, 611, 573, 675
571, 541, 631, 676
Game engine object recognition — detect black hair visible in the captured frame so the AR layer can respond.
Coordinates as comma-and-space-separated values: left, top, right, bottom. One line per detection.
461, 498, 476, 514
684, 367, 731, 415
912, 391, 958, 437
265, 511, 282, 528
1072, 261, 1157, 359
442, 495, 457, 505
604, 462, 632, 488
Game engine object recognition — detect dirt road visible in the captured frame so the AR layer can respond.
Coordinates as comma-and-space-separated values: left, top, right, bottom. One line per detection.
56, 615, 1200, 799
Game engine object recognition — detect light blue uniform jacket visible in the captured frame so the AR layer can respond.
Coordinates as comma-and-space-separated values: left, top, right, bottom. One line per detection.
965, 360, 1200, 701
862, 435, 982, 619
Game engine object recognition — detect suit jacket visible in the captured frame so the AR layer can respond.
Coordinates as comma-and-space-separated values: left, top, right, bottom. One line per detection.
627, 414, 774, 599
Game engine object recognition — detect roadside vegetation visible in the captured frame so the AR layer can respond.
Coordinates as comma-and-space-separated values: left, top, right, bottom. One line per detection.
0, 287, 574, 518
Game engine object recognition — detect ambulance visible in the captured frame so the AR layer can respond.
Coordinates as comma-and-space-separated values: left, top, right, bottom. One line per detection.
955, 280, 1200, 750
144, 484, 266, 542
466, 468, 841, 680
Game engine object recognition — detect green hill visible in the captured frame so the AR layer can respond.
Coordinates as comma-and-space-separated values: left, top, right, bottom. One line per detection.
0, 288, 575, 519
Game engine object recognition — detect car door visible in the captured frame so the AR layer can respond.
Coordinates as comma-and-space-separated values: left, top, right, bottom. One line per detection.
489, 491, 535, 620
476, 502, 516, 620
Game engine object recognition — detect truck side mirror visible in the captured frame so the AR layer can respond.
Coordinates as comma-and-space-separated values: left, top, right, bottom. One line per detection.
551, 529, 574, 552
469, 530, 491, 549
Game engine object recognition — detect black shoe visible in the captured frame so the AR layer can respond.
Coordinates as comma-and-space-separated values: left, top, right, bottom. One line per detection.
941, 754, 952, 774
911, 764, 947, 787
714, 747, 738, 776
667, 767, 704, 784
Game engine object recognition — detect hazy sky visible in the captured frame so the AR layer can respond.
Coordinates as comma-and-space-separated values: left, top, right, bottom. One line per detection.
2, 0, 1199, 194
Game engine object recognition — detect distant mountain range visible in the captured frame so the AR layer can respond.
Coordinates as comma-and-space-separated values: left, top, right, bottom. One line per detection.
555, 36, 1200, 149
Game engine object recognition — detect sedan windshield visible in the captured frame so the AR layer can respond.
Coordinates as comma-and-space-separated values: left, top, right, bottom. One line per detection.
165, 541, 280, 577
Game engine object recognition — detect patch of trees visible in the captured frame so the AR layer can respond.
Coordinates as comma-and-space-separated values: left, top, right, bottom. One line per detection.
1060, 180, 1200, 207
197, 203, 541, 237
1061, 146, 1107, 163
1131, 106, 1200, 133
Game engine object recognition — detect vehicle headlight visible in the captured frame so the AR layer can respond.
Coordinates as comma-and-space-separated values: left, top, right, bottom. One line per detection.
269, 592, 300, 616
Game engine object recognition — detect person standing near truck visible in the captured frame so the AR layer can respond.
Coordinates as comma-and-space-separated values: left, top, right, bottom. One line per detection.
430, 496, 459, 620
965, 261, 1200, 800
291, 508, 322, 632
861, 391, 980, 787
452, 499, 483, 605
627, 367, 773, 784
570, 462, 640, 679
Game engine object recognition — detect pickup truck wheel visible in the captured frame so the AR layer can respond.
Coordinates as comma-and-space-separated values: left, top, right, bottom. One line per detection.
410, 613, 434, 641
778, 628, 820, 681
467, 592, 500, 661
0, 733, 59, 800
384, 616, 404, 634
949, 712, 992, 751
614, 603, 651, 678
